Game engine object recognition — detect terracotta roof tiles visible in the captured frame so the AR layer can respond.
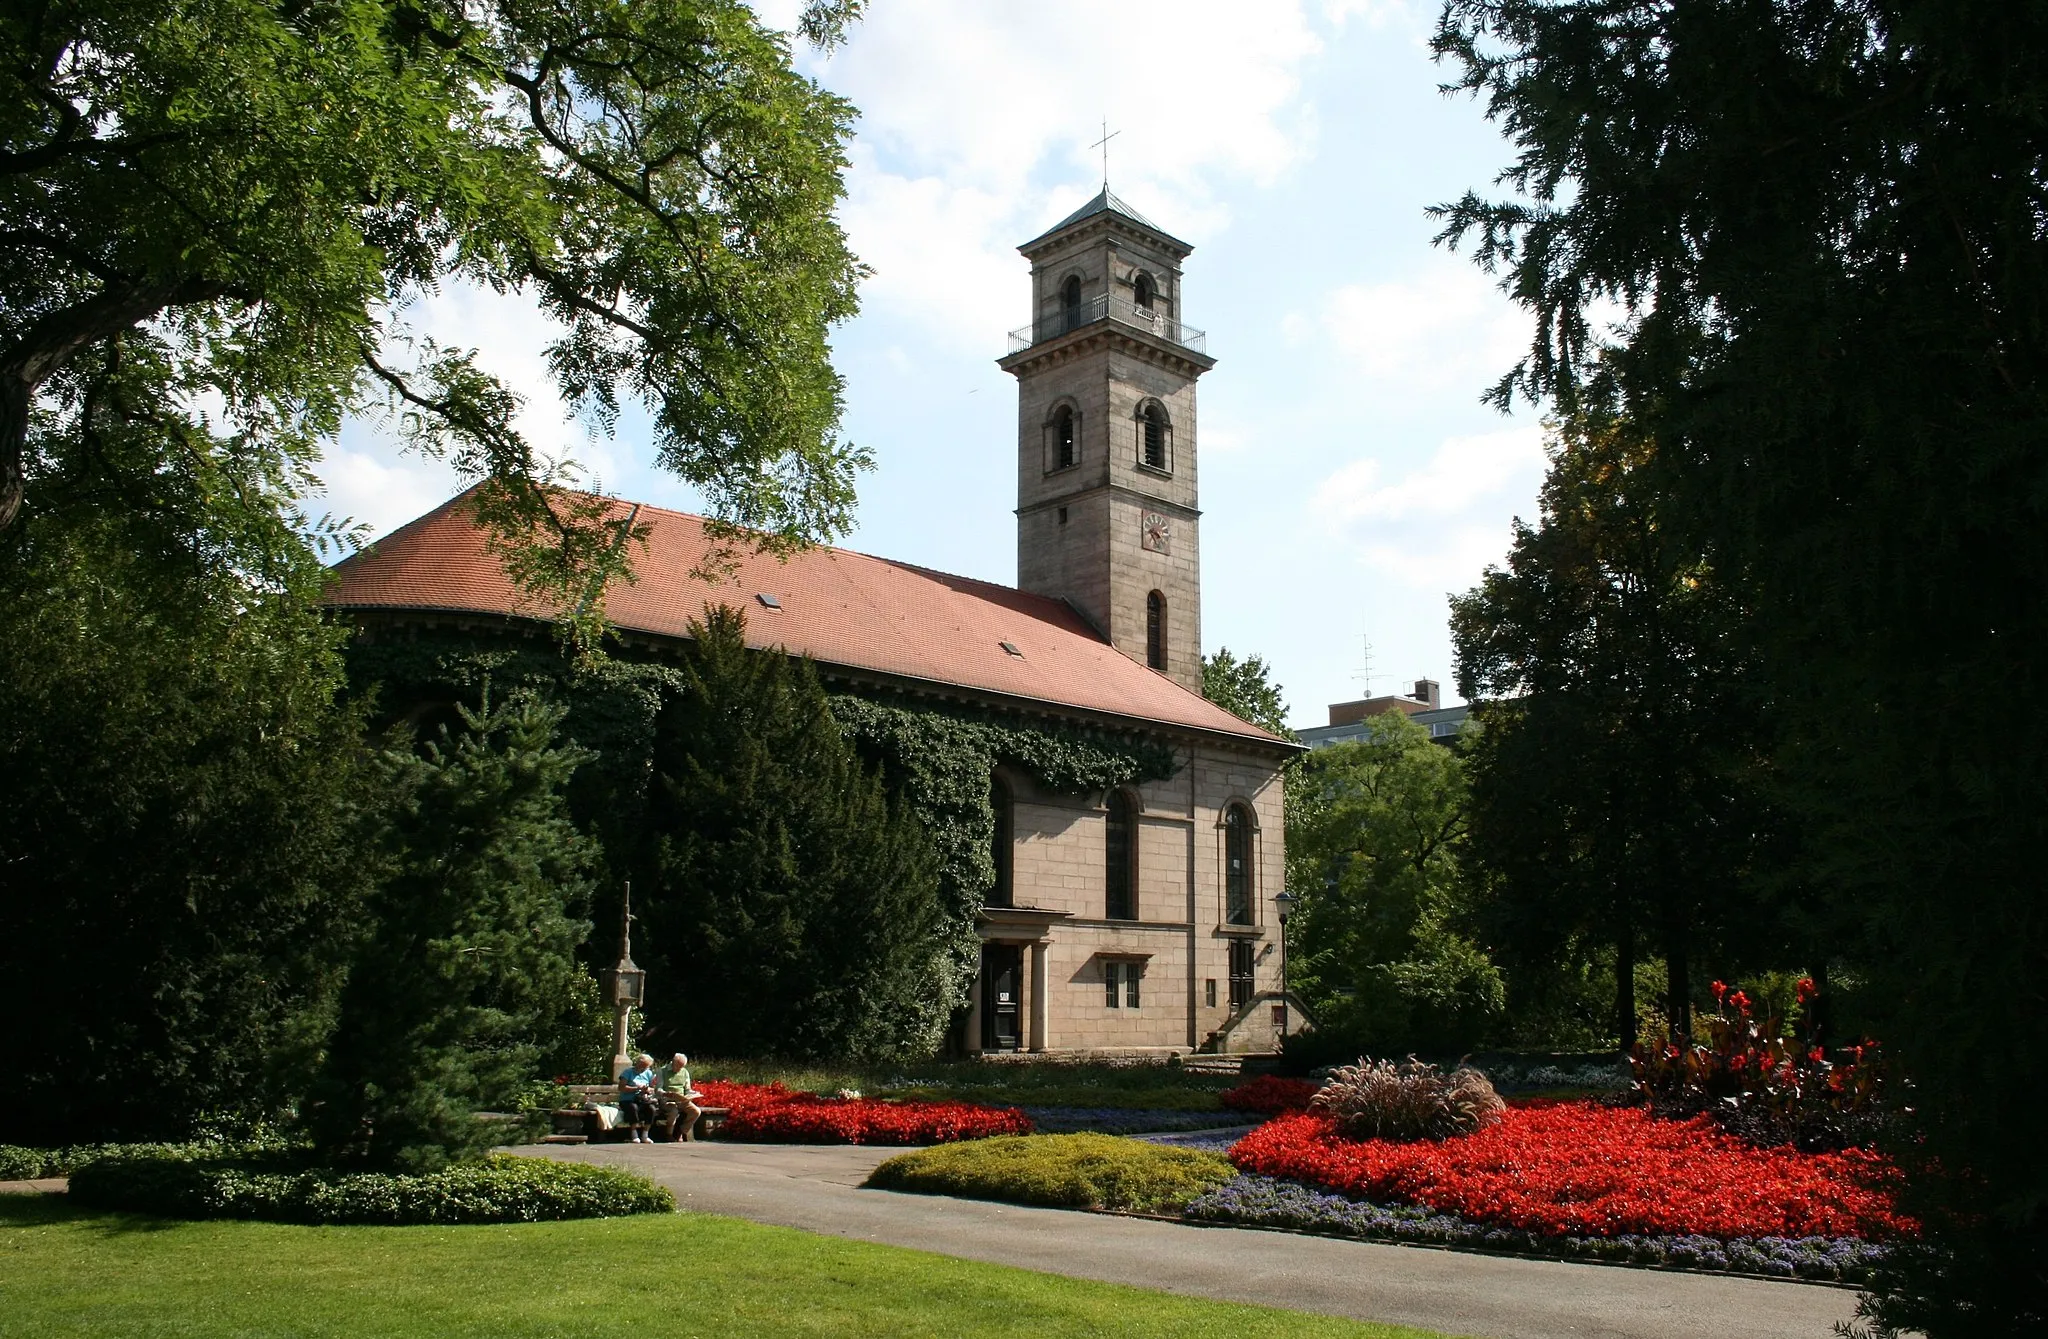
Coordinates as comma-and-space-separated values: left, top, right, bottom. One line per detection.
326, 490, 1289, 750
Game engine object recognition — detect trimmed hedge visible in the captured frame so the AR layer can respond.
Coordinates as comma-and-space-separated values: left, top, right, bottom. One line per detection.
0, 1141, 244, 1181
866, 1133, 1234, 1214
66, 1152, 673, 1224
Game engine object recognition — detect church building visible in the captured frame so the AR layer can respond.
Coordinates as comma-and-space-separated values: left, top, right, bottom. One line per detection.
327, 191, 1304, 1054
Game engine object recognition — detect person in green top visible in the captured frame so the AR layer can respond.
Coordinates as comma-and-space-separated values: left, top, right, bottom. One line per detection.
657, 1051, 703, 1142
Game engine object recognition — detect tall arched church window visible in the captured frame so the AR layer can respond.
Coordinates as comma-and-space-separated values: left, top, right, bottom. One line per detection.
990, 776, 1014, 908
1061, 275, 1083, 333
1224, 803, 1254, 925
1146, 590, 1167, 672
1052, 405, 1077, 470
1139, 400, 1169, 470
1105, 790, 1137, 920
1133, 271, 1157, 311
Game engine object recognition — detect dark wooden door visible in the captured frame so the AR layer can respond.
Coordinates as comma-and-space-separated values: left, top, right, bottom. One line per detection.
982, 944, 1023, 1051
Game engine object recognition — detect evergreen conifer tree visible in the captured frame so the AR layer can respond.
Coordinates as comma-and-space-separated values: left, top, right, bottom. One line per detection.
636, 607, 946, 1061
305, 696, 597, 1171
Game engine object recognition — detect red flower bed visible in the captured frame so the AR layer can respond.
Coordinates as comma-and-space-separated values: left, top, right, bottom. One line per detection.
1230, 1102, 1910, 1240
693, 1080, 1032, 1145
1219, 1075, 1321, 1117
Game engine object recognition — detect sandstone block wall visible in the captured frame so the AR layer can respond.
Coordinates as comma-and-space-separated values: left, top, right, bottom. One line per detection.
975, 739, 1289, 1054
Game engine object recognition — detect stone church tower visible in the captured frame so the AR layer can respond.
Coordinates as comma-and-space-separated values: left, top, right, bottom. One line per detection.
999, 190, 1215, 694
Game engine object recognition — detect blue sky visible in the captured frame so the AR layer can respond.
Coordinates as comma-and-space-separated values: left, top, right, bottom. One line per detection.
321, 1, 1544, 730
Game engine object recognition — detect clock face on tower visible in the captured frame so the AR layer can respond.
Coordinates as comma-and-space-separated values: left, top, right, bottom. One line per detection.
1141, 511, 1172, 555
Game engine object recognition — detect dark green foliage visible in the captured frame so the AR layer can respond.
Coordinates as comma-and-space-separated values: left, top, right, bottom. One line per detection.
304, 697, 598, 1171
345, 626, 1178, 1053
0, 1140, 268, 1181
67, 1151, 672, 1224
829, 694, 1178, 1025
0, 459, 370, 1144
1285, 711, 1503, 1054
635, 608, 948, 1061
1434, 2, 2048, 1329
1202, 649, 1297, 739
865, 1134, 1235, 1214
2, 0, 868, 638
343, 628, 687, 887
1450, 414, 1786, 1047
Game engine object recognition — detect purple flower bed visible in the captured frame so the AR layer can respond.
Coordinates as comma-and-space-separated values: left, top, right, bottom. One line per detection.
1019, 1107, 1231, 1135
1135, 1126, 1257, 1153
1184, 1175, 1887, 1284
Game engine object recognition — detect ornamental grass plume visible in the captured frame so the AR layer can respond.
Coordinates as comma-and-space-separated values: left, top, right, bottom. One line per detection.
1308, 1057, 1505, 1142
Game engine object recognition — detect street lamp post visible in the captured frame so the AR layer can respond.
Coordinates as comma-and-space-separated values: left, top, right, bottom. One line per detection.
1274, 889, 1297, 1037
599, 881, 646, 1079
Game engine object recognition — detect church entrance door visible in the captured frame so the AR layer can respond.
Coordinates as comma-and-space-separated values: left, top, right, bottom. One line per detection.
981, 944, 1023, 1051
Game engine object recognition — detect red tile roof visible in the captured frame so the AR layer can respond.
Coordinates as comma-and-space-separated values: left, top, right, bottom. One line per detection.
325, 490, 1289, 749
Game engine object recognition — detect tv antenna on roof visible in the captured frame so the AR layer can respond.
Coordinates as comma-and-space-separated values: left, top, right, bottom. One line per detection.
1352, 633, 1387, 695
1090, 118, 1120, 190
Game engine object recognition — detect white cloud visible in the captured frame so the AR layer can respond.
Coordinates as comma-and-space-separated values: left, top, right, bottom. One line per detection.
814, 1, 1326, 340
1322, 0, 1431, 32
315, 443, 464, 542
1310, 424, 1545, 589
313, 279, 631, 541
1317, 262, 1530, 395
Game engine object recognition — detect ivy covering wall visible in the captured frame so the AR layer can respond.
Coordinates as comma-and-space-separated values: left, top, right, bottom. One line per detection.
343, 624, 1179, 1049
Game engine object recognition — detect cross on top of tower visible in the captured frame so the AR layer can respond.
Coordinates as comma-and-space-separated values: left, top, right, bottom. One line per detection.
1090, 119, 1119, 190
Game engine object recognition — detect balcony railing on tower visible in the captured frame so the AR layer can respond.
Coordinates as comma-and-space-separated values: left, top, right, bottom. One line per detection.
1007, 294, 1208, 355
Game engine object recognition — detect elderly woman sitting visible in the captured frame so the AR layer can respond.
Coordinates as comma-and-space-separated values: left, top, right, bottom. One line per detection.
616, 1053, 660, 1144
657, 1052, 704, 1142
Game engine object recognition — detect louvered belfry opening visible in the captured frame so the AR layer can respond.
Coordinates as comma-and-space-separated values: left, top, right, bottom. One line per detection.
1146, 590, 1167, 671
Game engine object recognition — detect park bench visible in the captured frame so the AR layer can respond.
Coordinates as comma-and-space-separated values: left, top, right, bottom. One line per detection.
542, 1084, 729, 1145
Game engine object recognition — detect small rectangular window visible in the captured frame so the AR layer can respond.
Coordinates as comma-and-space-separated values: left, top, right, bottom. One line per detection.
1205, 978, 1217, 1008
1126, 962, 1142, 1009
755, 593, 782, 610
1104, 961, 1120, 1008
1057, 506, 1068, 525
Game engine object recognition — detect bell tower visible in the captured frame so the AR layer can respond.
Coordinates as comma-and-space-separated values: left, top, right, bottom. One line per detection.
999, 190, 1215, 693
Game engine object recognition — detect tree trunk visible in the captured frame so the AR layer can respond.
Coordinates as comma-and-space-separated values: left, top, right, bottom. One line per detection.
1664, 914, 1692, 1042
1614, 918, 1636, 1051
0, 375, 25, 533
0, 276, 228, 533
1810, 957, 1831, 1047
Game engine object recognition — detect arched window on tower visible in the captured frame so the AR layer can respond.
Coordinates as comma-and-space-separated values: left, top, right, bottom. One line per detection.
1060, 275, 1083, 334
1133, 271, 1157, 311
990, 775, 1014, 908
1146, 590, 1167, 672
1139, 400, 1169, 471
1224, 803, 1255, 925
1051, 405, 1077, 470
1105, 789, 1137, 920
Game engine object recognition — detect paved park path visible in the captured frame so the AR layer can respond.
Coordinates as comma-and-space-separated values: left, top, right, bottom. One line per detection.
528, 1140, 1863, 1339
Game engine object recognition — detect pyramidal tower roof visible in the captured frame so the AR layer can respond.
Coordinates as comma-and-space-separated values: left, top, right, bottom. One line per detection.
1022, 187, 1189, 252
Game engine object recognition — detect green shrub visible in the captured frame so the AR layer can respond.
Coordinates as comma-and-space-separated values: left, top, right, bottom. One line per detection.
66, 1152, 672, 1224
0, 1145, 54, 1179
866, 1134, 1233, 1214
0, 1141, 259, 1181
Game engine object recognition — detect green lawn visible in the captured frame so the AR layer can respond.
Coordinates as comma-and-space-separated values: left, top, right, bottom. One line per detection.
697, 1057, 1235, 1111
0, 1196, 1448, 1339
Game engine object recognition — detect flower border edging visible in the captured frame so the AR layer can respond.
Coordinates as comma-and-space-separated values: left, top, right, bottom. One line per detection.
1183, 1175, 1883, 1287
